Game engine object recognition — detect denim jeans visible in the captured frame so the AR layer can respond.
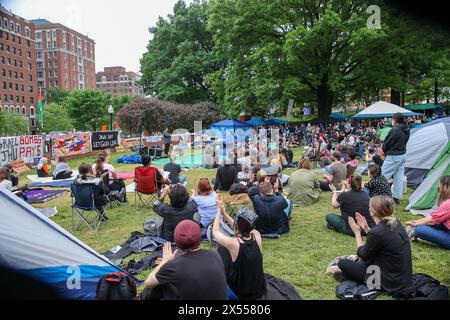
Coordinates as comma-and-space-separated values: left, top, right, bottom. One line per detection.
415, 224, 450, 250
284, 198, 292, 218
381, 154, 406, 199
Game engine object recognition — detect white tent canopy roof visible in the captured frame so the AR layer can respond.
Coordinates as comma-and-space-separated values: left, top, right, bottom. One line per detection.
352, 101, 421, 118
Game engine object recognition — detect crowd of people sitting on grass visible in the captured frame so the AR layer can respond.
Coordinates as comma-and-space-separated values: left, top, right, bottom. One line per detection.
0, 112, 448, 300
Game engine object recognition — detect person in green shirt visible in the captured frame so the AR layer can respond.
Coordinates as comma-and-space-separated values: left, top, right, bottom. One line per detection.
287, 158, 321, 206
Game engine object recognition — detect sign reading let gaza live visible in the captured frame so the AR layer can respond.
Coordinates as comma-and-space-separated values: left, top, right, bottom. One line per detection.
91, 131, 120, 151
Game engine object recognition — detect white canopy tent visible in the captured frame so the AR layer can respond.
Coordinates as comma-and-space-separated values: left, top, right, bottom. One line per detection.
352, 101, 421, 118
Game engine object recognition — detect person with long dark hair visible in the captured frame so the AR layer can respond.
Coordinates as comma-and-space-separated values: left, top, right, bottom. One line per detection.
93, 151, 127, 203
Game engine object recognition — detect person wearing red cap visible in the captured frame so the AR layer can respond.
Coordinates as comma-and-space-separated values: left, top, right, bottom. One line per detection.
143, 220, 228, 300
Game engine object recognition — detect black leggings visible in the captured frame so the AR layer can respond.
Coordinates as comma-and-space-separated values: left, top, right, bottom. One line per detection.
338, 259, 367, 283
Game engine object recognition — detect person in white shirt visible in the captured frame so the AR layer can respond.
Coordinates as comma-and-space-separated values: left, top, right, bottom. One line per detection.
0, 167, 13, 191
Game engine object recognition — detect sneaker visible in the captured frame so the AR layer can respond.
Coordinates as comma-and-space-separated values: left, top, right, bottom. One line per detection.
393, 198, 400, 204
405, 226, 416, 240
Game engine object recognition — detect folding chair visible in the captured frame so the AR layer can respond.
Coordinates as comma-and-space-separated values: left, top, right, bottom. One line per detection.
309, 148, 322, 169
134, 167, 160, 210
71, 183, 106, 231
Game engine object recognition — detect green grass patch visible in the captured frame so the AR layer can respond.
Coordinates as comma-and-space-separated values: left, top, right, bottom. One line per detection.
18, 148, 450, 300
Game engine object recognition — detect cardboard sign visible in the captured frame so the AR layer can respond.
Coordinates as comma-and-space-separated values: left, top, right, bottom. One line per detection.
91, 131, 120, 151
0, 135, 43, 164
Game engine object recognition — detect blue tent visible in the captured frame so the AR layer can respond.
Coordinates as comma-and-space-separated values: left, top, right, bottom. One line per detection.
264, 118, 288, 125
246, 118, 266, 126
411, 117, 450, 134
210, 119, 252, 130
0, 187, 134, 299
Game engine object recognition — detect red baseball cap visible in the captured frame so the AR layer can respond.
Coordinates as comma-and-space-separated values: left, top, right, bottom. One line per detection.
174, 220, 201, 251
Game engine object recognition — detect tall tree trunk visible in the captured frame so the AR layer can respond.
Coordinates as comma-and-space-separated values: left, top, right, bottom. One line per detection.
390, 89, 401, 106
434, 78, 439, 104
401, 92, 405, 107
317, 84, 333, 118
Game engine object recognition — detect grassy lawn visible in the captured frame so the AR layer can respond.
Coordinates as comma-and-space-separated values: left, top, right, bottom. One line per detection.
21, 148, 450, 300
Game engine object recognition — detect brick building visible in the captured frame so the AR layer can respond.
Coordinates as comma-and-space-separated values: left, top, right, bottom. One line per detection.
0, 6, 38, 130
96, 66, 143, 97
30, 18, 96, 96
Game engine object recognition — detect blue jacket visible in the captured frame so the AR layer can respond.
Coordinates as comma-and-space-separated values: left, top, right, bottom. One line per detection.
252, 193, 289, 235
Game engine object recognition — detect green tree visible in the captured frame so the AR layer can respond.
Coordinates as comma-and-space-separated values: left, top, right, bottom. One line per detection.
65, 90, 112, 131
0, 111, 29, 136
45, 87, 70, 104
140, 0, 223, 103
42, 103, 74, 133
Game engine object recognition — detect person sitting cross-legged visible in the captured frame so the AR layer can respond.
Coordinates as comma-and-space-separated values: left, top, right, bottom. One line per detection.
252, 181, 289, 235
163, 154, 186, 186
338, 196, 413, 298
142, 220, 228, 300
405, 175, 450, 250
326, 176, 375, 236
363, 164, 392, 198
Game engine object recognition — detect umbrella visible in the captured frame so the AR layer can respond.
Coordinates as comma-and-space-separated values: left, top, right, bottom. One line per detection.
210, 119, 252, 130
352, 101, 421, 118
264, 118, 288, 125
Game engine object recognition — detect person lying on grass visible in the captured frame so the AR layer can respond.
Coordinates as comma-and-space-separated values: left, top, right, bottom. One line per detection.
405, 175, 450, 250
338, 196, 413, 297
143, 220, 228, 300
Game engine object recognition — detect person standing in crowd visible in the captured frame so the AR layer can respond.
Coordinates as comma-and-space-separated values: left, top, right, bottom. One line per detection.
164, 154, 186, 185
338, 196, 413, 297
363, 164, 392, 198
192, 178, 217, 230
381, 113, 410, 204
326, 176, 374, 236
153, 184, 199, 242
287, 158, 321, 206
252, 181, 289, 235
163, 128, 172, 157
143, 220, 228, 300
405, 175, 450, 249
52, 157, 73, 180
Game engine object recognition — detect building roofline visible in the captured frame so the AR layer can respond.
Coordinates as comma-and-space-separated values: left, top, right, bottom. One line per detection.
30, 20, 95, 43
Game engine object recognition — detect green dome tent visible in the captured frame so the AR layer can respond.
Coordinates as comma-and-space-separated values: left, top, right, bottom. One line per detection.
405, 121, 450, 216
376, 127, 392, 141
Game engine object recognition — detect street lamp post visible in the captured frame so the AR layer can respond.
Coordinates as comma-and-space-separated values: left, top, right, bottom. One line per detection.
108, 105, 114, 131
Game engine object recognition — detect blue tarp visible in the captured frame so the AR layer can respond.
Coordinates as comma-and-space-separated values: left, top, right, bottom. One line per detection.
116, 154, 142, 164
264, 118, 288, 125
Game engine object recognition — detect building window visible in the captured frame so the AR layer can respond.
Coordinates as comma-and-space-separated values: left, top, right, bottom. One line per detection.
53, 41, 57, 48
36, 31, 41, 39
31, 119, 35, 127
10, 21, 14, 32
16, 24, 20, 34
25, 27, 30, 38
22, 107, 26, 114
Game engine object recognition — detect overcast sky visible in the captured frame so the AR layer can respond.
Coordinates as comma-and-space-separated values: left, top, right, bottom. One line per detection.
3, 0, 188, 73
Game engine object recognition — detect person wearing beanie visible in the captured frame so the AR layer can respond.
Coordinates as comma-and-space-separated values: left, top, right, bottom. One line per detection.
143, 220, 228, 300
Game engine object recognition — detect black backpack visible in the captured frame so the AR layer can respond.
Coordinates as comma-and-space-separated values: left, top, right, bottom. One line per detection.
96, 272, 137, 300
395, 273, 449, 300
336, 280, 381, 300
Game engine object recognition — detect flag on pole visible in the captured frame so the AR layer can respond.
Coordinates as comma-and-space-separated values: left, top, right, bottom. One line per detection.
38, 87, 43, 127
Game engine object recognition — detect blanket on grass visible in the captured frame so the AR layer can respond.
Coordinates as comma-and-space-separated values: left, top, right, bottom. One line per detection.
25, 190, 68, 203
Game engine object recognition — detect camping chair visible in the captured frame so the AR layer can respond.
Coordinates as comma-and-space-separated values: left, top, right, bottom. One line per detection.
309, 147, 322, 169
134, 167, 160, 210
71, 183, 106, 231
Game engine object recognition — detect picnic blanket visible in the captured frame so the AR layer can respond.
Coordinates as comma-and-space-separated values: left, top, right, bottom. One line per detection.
28, 180, 75, 188
36, 207, 58, 218
117, 172, 134, 180
25, 190, 68, 203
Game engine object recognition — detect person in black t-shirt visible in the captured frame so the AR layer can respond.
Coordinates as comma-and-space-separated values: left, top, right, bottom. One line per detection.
143, 220, 228, 300
338, 196, 413, 297
326, 176, 374, 236
213, 164, 239, 192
